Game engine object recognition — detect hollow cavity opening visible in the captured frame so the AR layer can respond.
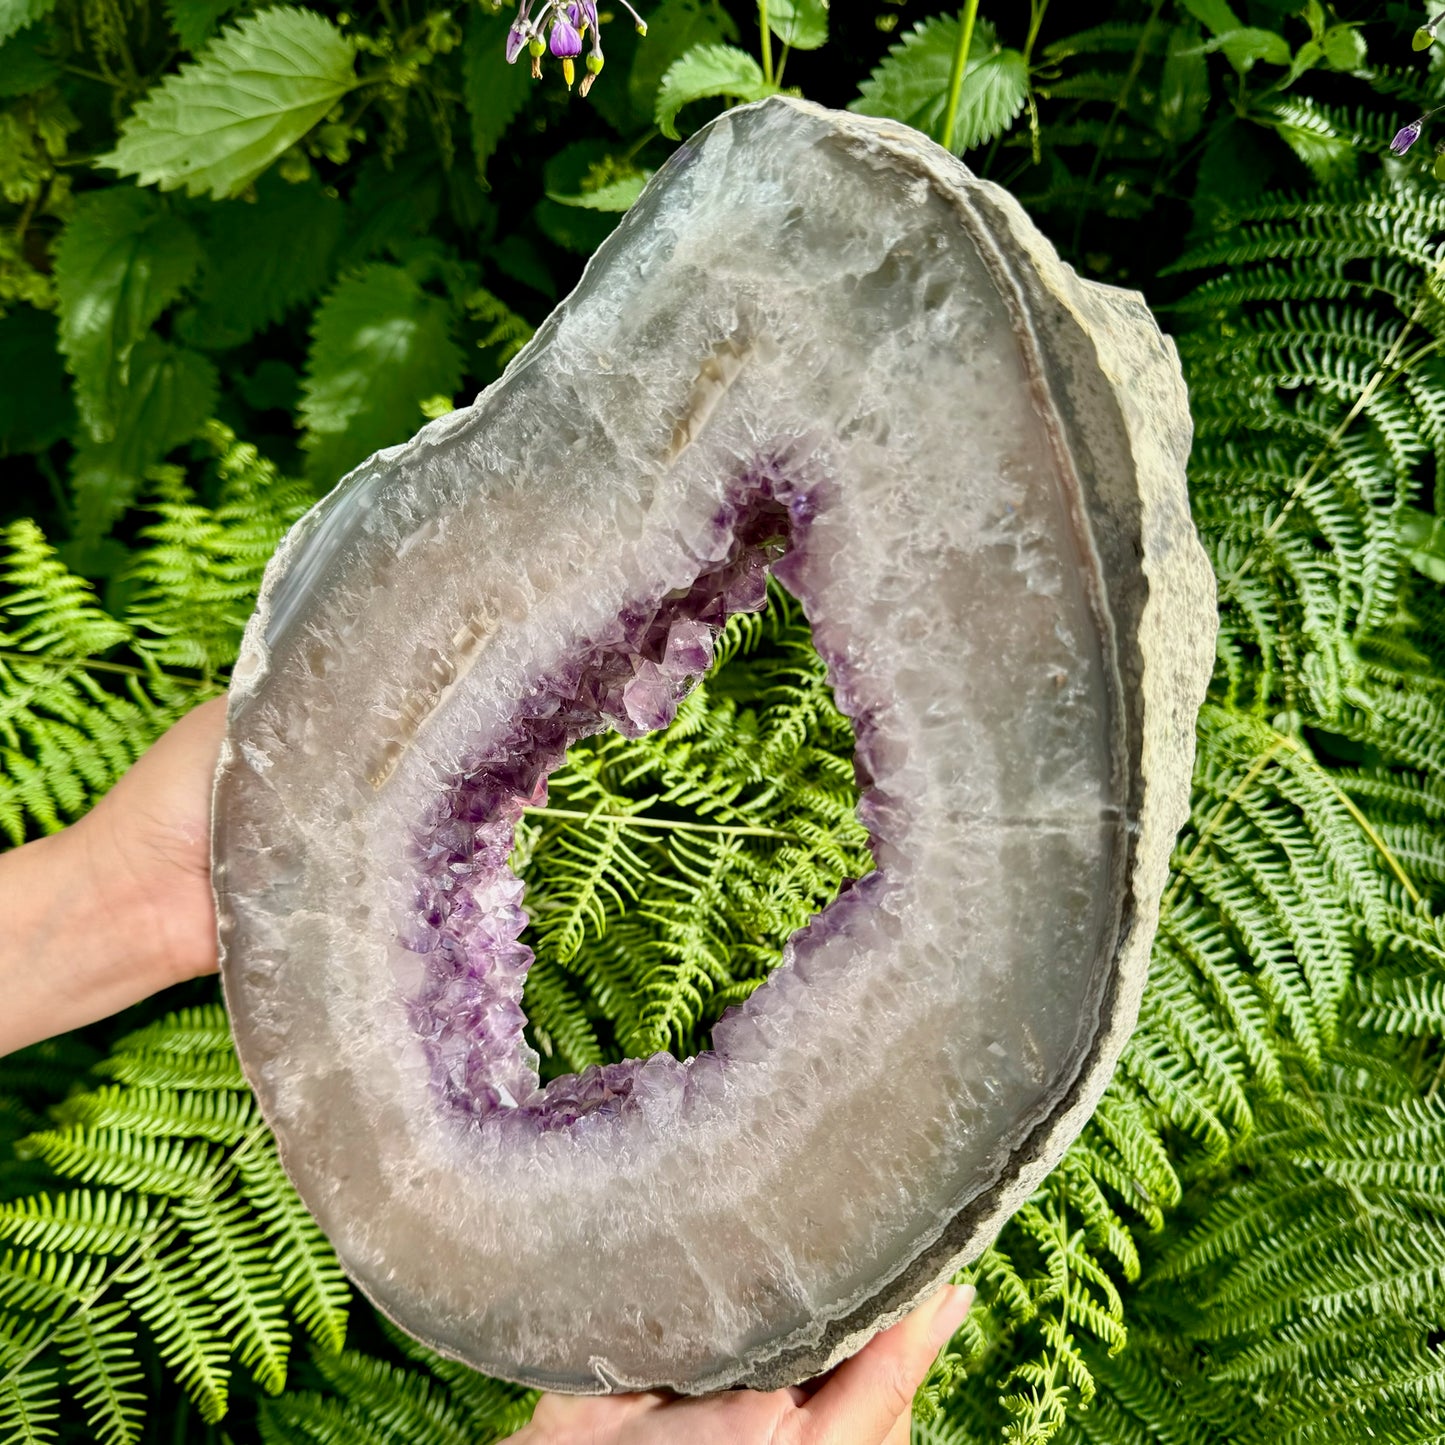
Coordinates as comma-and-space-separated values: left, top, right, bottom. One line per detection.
403, 472, 873, 1129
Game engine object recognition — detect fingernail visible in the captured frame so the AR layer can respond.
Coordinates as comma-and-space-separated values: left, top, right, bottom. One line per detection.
928, 1283, 976, 1349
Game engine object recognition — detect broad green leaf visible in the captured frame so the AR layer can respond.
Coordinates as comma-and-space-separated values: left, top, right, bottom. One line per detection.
70, 339, 218, 538
0, 0, 53, 46
549, 168, 653, 211
99, 6, 359, 200
1179, 0, 1241, 35
655, 43, 775, 140
183, 174, 345, 349
0, 308, 72, 455
1201, 26, 1291, 73
462, 9, 534, 181
54, 188, 202, 442
1321, 24, 1366, 71
543, 141, 650, 214
340, 151, 444, 268
629, 0, 738, 116
767, 0, 827, 52
849, 16, 1028, 155
301, 263, 465, 484
0, 24, 61, 97
1158, 24, 1209, 144
164, 0, 243, 51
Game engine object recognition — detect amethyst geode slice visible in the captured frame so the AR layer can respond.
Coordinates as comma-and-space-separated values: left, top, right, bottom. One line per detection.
213, 97, 1215, 1394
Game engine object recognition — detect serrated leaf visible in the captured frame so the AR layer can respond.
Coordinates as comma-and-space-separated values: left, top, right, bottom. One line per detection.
54, 188, 201, 442
462, 9, 533, 181
655, 43, 775, 141
0, 24, 62, 97
1157, 24, 1209, 144
629, 0, 738, 116
849, 15, 1027, 155
1179, 0, 1241, 34
767, 0, 827, 51
164, 0, 243, 52
548, 168, 652, 211
99, 6, 359, 200
183, 174, 345, 349
0, 0, 53, 46
1201, 26, 1291, 73
1321, 23, 1365, 70
70, 340, 218, 538
301, 263, 464, 485
0, 307, 72, 455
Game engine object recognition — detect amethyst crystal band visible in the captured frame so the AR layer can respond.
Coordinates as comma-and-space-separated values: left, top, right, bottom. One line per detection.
214, 99, 1214, 1395
406, 472, 818, 1129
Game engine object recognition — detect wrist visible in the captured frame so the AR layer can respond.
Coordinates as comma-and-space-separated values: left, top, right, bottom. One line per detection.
75, 793, 218, 993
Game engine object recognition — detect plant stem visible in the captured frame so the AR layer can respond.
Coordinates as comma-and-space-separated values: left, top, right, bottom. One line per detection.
1023, 0, 1051, 66
524, 804, 798, 841
758, 0, 774, 85
941, 0, 980, 155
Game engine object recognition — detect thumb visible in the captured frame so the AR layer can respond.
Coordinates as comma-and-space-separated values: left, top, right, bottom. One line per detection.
802, 1283, 975, 1445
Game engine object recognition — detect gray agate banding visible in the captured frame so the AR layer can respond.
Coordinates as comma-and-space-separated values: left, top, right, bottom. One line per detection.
212, 97, 1215, 1394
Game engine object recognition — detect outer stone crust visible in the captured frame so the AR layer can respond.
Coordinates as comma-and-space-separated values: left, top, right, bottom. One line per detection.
213, 98, 1215, 1394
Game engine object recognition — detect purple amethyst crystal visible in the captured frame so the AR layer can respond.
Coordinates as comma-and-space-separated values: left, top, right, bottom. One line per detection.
213, 99, 1213, 1395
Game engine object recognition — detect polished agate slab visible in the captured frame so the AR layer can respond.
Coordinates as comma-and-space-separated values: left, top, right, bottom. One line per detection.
213, 97, 1215, 1393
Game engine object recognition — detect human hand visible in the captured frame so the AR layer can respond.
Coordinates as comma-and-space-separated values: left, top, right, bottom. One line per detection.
507, 1283, 975, 1445
0, 696, 228, 1055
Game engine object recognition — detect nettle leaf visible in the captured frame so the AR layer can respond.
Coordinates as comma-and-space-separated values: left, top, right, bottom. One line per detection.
0, 309, 72, 456
1158, 24, 1210, 144
462, 9, 533, 181
655, 44, 776, 141
165, 0, 244, 53
301, 263, 465, 485
54, 188, 201, 442
99, 6, 359, 200
1203, 26, 1291, 73
70, 339, 218, 538
1180, 0, 1241, 33
183, 174, 345, 349
1321, 23, 1366, 70
0, 0, 53, 46
767, 0, 827, 52
0, 24, 62, 97
629, 0, 738, 116
549, 167, 653, 212
849, 15, 1028, 155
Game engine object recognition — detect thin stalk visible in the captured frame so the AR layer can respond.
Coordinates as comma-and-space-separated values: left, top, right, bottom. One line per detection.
758, 0, 774, 86
524, 804, 798, 841
940, 0, 980, 155
1023, 0, 1051, 66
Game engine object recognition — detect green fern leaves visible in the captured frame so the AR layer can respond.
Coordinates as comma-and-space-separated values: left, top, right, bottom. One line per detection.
0, 423, 307, 845
519, 584, 873, 1071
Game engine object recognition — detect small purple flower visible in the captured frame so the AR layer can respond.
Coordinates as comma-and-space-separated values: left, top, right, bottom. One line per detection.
505, 24, 527, 63
549, 14, 582, 57
1393, 121, 1424, 155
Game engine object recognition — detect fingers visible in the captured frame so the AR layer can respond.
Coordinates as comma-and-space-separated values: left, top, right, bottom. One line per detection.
802, 1283, 975, 1445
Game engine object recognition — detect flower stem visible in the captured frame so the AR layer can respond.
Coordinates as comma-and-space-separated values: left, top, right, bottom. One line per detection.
758, 0, 774, 85
941, 0, 980, 155
525, 804, 798, 841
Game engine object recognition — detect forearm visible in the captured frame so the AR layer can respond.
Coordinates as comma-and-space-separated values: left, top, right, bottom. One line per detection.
0, 699, 227, 1056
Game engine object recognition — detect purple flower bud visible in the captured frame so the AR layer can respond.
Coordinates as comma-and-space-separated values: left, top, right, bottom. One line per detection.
550, 15, 582, 57
1392, 122, 1423, 156
505, 24, 527, 63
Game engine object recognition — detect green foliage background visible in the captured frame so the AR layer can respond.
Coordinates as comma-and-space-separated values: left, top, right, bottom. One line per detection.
4, 0, 1445, 1442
